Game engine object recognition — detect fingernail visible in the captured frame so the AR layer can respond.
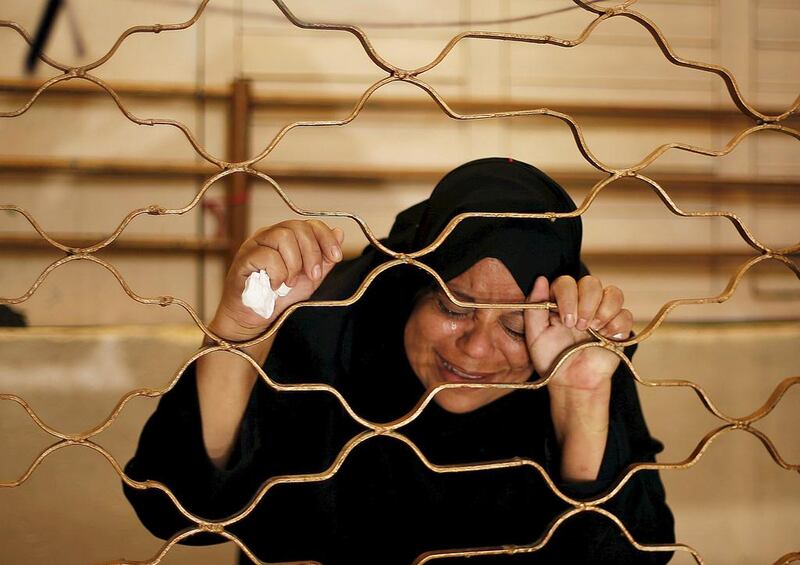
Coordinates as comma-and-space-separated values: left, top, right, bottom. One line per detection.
577, 318, 588, 331
565, 313, 575, 328
331, 246, 342, 261
590, 319, 602, 330
312, 265, 322, 280
612, 332, 626, 340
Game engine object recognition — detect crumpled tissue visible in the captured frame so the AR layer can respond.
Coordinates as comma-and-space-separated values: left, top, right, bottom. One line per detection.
241, 269, 292, 319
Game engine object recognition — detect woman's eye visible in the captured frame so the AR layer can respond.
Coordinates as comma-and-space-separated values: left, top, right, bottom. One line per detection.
502, 325, 526, 341
436, 297, 469, 318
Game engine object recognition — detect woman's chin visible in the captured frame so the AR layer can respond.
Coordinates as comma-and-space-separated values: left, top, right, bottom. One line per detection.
432, 388, 496, 414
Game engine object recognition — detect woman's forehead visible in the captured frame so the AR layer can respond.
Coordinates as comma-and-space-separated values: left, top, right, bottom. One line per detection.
445, 257, 526, 303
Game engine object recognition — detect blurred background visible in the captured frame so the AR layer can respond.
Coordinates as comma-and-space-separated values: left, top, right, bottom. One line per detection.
0, 0, 797, 563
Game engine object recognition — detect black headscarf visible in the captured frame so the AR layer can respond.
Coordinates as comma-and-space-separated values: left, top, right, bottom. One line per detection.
413, 156, 583, 292
296, 157, 585, 425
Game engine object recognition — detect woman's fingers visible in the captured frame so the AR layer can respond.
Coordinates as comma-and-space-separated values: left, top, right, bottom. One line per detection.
524, 276, 551, 342
576, 276, 603, 331
552, 275, 629, 336
590, 285, 624, 331
242, 246, 289, 289
550, 275, 578, 328
252, 227, 303, 289
309, 220, 343, 264
286, 221, 324, 282
251, 220, 345, 286
599, 308, 633, 339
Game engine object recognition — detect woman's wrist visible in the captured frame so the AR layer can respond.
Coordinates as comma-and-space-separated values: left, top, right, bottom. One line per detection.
549, 384, 611, 482
206, 311, 266, 344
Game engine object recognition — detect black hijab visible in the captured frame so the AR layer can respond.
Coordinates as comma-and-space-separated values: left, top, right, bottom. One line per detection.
292, 157, 585, 428
414, 156, 583, 292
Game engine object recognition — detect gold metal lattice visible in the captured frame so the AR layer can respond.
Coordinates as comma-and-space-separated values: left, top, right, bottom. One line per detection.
1, 0, 799, 563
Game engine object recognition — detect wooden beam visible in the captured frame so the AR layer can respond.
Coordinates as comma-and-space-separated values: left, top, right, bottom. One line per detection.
0, 156, 215, 178
0, 235, 228, 254
248, 93, 787, 123
225, 79, 252, 266
3, 78, 795, 123
0, 77, 229, 101
1, 156, 797, 197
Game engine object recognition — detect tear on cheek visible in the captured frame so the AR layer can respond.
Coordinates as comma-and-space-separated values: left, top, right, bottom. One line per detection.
439, 320, 458, 334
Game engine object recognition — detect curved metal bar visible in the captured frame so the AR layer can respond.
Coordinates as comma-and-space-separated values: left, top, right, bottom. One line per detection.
270, 0, 399, 74
0, 73, 74, 117
0, 71, 227, 166
0, 253, 215, 343
573, 0, 640, 17
80, 0, 211, 72
400, 171, 794, 265
244, 169, 398, 257
414, 504, 702, 564
616, 354, 800, 427
772, 551, 800, 565
613, 254, 800, 347
1, 169, 248, 271
104, 528, 202, 565
0, 20, 71, 72
628, 124, 800, 177
744, 427, 800, 473
77, 74, 227, 167
571, 1, 799, 122
0, 1, 210, 76
404, 76, 614, 173
244, 75, 399, 167
407, 12, 613, 76
629, 174, 791, 255
0, 254, 82, 304
0, 440, 75, 487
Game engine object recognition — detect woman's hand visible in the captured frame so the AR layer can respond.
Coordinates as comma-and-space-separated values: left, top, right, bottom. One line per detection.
209, 220, 345, 342
523, 275, 633, 482
524, 275, 632, 389
199, 219, 343, 468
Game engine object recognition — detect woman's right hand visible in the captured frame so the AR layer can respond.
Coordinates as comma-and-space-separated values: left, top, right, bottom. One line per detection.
209, 219, 345, 342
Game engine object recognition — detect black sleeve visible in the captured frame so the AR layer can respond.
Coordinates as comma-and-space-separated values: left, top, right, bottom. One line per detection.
122, 310, 353, 547
539, 346, 676, 564
122, 362, 269, 545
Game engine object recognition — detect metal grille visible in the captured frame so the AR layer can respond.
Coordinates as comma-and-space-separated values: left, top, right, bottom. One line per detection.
1, 1, 799, 563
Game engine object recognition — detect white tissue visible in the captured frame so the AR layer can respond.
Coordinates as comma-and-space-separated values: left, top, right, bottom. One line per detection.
241, 269, 292, 319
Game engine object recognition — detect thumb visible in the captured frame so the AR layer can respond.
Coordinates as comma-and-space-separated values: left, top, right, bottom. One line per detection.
524, 276, 550, 343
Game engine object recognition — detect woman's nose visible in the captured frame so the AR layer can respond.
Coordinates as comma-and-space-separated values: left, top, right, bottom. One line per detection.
456, 320, 493, 359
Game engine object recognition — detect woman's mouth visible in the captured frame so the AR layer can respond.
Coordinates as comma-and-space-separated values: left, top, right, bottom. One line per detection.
435, 352, 496, 383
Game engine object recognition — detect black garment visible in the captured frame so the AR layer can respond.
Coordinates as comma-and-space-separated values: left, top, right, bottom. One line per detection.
124, 159, 674, 564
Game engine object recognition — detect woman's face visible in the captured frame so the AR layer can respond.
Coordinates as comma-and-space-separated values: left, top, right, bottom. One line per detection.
403, 257, 534, 413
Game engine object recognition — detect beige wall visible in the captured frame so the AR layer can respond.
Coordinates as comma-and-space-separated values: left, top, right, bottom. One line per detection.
0, 1, 798, 563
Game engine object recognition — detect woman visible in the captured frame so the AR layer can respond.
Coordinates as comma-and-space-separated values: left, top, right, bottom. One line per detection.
124, 158, 674, 564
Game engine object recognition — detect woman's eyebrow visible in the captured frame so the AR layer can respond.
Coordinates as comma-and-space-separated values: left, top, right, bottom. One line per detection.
448, 289, 475, 302
448, 289, 524, 311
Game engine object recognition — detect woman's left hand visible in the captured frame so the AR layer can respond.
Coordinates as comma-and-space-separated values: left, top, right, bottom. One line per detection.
523, 275, 633, 481
524, 275, 632, 390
